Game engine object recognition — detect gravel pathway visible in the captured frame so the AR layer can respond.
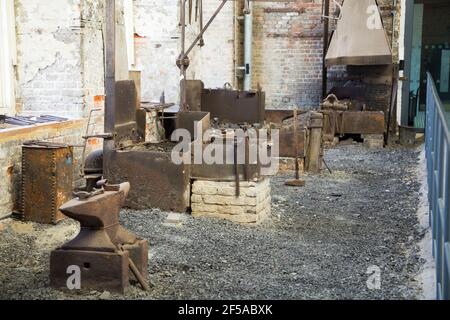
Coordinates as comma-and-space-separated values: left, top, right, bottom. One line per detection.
0, 143, 425, 300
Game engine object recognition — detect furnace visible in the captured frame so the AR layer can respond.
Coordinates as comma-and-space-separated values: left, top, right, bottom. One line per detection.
321, 0, 396, 147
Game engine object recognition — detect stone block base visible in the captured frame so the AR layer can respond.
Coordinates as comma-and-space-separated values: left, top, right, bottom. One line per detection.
191, 178, 271, 224
362, 134, 384, 149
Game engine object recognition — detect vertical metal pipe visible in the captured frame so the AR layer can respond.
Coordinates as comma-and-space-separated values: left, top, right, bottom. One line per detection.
180, 0, 187, 111
322, 0, 330, 100
401, 0, 414, 126
243, 1, 253, 91
104, 0, 116, 177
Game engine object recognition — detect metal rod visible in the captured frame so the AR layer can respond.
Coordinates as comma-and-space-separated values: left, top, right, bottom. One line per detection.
293, 108, 299, 180
322, 0, 330, 100
104, 0, 116, 177
243, 1, 253, 91
234, 137, 240, 197
180, 0, 187, 111
189, 0, 193, 24
195, 0, 199, 22
128, 257, 150, 291
199, 0, 204, 46
323, 158, 332, 174
185, 0, 228, 57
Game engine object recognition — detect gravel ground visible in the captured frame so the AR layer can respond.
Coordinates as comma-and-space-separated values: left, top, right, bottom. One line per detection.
0, 143, 425, 300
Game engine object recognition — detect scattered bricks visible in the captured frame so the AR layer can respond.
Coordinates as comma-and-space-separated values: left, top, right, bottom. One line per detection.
191, 178, 271, 224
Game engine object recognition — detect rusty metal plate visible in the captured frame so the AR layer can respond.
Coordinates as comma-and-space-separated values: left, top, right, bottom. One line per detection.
185, 80, 204, 111
342, 111, 385, 134
278, 130, 306, 158
105, 150, 191, 212
22, 142, 73, 224
190, 163, 261, 181
177, 111, 210, 141
115, 80, 140, 147
201, 89, 265, 124
265, 110, 307, 158
115, 80, 137, 123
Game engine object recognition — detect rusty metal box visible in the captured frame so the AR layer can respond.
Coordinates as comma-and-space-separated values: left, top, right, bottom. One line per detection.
22, 141, 74, 224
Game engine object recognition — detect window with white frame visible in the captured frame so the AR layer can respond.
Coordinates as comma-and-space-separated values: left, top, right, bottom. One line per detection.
0, 0, 17, 115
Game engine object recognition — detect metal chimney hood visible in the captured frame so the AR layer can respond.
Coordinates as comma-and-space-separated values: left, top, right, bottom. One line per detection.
325, 0, 392, 67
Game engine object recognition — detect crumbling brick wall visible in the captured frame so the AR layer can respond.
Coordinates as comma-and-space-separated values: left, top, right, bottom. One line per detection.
13, 0, 106, 122
133, 0, 236, 104
249, 0, 325, 110
232, 0, 401, 110
14, 0, 85, 118
0, 0, 105, 218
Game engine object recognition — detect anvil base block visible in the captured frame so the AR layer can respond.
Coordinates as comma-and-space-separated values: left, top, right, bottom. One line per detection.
50, 249, 129, 294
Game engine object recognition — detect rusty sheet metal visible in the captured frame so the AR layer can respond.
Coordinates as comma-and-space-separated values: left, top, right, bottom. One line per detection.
22, 142, 73, 224
185, 80, 204, 111
341, 111, 385, 134
191, 163, 261, 181
190, 136, 263, 181
278, 130, 306, 158
115, 80, 141, 147
321, 110, 385, 137
105, 150, 191, 212
201, 88, 265, 124
265, 109, 307, 158
177, 111, 210, 141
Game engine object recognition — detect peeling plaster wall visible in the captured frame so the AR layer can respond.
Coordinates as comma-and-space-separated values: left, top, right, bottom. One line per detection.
185, 0, 235, 90
79, 0, 106, 142
80, 0, 105, 111
15, 0, 84, 118
133, 0, 235, 105
133, 0, 179, 104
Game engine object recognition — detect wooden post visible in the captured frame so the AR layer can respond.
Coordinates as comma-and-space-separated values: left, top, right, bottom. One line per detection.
306, 112, 324, 173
